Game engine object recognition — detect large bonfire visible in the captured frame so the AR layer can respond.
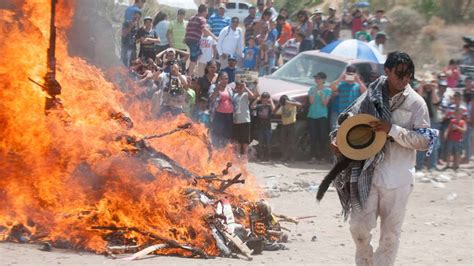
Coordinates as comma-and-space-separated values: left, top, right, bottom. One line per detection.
0, 0, 261, 257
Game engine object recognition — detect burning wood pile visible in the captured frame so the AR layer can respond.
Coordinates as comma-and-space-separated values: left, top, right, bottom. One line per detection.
0, 0, 292, 261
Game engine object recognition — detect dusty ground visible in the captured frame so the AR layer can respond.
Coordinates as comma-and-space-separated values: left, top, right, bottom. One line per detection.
1, 161, 473, 265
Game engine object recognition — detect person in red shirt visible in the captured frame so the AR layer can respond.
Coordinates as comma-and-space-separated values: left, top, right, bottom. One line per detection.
443, 59, 461, 88
275, 15, 292, 66
444, 107, 467, 170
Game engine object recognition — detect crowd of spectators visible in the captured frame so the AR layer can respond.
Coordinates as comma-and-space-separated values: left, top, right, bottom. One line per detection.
119, 0, 473, 166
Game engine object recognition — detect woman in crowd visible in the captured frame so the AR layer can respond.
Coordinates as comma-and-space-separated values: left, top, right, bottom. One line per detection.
196, 60, 219, 100
209, 71, 234, 148
296, 10, 314, 52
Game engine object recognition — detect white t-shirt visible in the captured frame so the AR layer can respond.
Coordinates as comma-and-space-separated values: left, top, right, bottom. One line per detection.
198, 36, 216, 64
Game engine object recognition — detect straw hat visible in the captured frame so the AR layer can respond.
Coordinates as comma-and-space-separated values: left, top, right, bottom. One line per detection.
336, 114, 387, 160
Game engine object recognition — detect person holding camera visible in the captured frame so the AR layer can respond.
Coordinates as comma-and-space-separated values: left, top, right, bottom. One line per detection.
329, 65, 367, 130
209, 71, 234, 148
151, 61, 188, 117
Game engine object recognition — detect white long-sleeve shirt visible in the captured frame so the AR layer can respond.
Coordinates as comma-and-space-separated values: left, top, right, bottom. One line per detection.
217, 26, 243, 57
373, 86, 430, 188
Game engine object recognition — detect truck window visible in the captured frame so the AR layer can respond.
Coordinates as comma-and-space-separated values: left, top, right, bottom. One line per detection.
239, 3, 249, 10
226, 3, 236, 9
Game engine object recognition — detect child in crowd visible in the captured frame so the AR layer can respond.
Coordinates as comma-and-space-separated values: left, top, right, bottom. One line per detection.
444, 107, 467, 170
194, 97, 210, 127
281, 33, 302, 64
251, 92, 275, 161
242, 36, 259, 71
276, 95, 302, 161
257, 42, 268, 77
232, 79, 255, 159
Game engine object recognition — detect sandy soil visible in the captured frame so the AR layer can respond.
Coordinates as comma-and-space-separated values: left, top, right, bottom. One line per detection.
1, 161, 473, 265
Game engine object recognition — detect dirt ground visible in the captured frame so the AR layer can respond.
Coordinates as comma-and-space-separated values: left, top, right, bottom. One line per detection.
1, 160, 473, 265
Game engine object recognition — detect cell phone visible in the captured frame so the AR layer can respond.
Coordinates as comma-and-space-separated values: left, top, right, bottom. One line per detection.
345, 74, 355, 81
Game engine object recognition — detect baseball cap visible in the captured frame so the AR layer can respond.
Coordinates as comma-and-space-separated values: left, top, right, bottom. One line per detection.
218, 3, 226, 9
313, 8, 323, 14
228, 54, 237, 61
143, 16, 152, 21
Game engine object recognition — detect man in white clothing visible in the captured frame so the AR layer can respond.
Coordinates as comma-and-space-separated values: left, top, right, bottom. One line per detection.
369, 31, 387, 54
217, 16, 244, 69
331, 51, 436, 266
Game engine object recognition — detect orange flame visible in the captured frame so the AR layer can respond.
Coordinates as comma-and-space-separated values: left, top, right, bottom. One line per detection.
0, 0, 260, 255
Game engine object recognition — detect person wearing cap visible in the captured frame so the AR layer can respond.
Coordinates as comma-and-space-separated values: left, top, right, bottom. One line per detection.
355, 21, 371, 42
329, 66, 367, 130
222, 55, 239, 83
327, 5, 341, 38
121, 9, 142, 67
185, 5, 217, 76
368, 31, 387, 54
168, 9, 188, 52
307, 72, 332, 163
330, 51, 435, 266
124, 0, 145, 22
296, 10, 314, 52
208, 3, 231, 37
137, 16, 161, 61
217, 17, 244, 70
311, 9, 324, 49
369, 9, 389, 31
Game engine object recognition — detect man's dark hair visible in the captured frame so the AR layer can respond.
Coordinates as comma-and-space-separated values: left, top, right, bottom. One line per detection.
198, 4, 207, 14
263, 9, 272, 17
314, 72, 327, 79
276, 15, 286, 21
249, 6, 256, 10
177, 9, 186, 15
384, 51, 415, 80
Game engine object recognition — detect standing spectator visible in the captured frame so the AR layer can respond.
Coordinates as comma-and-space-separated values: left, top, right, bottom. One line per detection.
168, 9, 188, 52
153, 12, 170, 54
196, 60, 218, 100
355, 22, 371, 42
257, 37, 268, 76
183, 76, 197, 117
255, 1, 265, 20
194, 97, 210, 127
369, 24, 380, 41
276, 95, 302, 161
327, 5, 341, 38
329, 65, 367, 130
279, 7, 289, 20
307, 72, 332, 163
462, 76, 473, 163
124, 0, 145, 22
209, 71, 234, 148
251, 92, 275, 161
444, 107, 467, 170
275, 15, 292, 65
319, 20, 337, 47
253, 9, 273, 41
244, 6, 257, 45
151, 61, 188, 117
462, 44, 474, 65
265, 0, 278, 20
223, 55, 238, 83
296, 10, 314, 52
217, 17, 244, 69
369, 9, 389, 31
185, 5, 217, 76
281, 33, 301, 64
208, 3, 231, 38
157, 48, 188, 74
196, 31, 218, 77
350, 8, 366, 38
121, 10, 142, 67
311, 9, 324, 49
243, 36, 259, 70
368, 31, 387, 54
444, 59, 461, 88
137, 16, 160, 61
232, 79, 255, 159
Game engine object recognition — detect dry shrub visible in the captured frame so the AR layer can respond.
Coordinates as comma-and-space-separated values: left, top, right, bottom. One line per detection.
386, 5, 426, 36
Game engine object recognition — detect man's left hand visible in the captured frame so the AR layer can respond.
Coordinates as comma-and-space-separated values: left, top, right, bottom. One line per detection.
369, 120, 392, 134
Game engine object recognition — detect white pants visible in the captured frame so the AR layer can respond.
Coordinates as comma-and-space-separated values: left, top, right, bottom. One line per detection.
349, 183, 413, 266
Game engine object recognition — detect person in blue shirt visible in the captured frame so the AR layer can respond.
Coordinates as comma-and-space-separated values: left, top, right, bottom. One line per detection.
329, 65, 367, 130
208, 3, 231, 37
124, 0, 145, 22
223, 55, 238, 83
242, 37, 259, 70
307, 72, 332, 163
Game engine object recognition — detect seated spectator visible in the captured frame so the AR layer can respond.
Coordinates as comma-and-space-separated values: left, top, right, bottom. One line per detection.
243, 36, 259, 71
251, 92, 275, 161
194, 97, 210, 127
232, 79, 255, 159
276, 95, 302, 161
209, 71, 234, 148
307, 72, 332, 163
